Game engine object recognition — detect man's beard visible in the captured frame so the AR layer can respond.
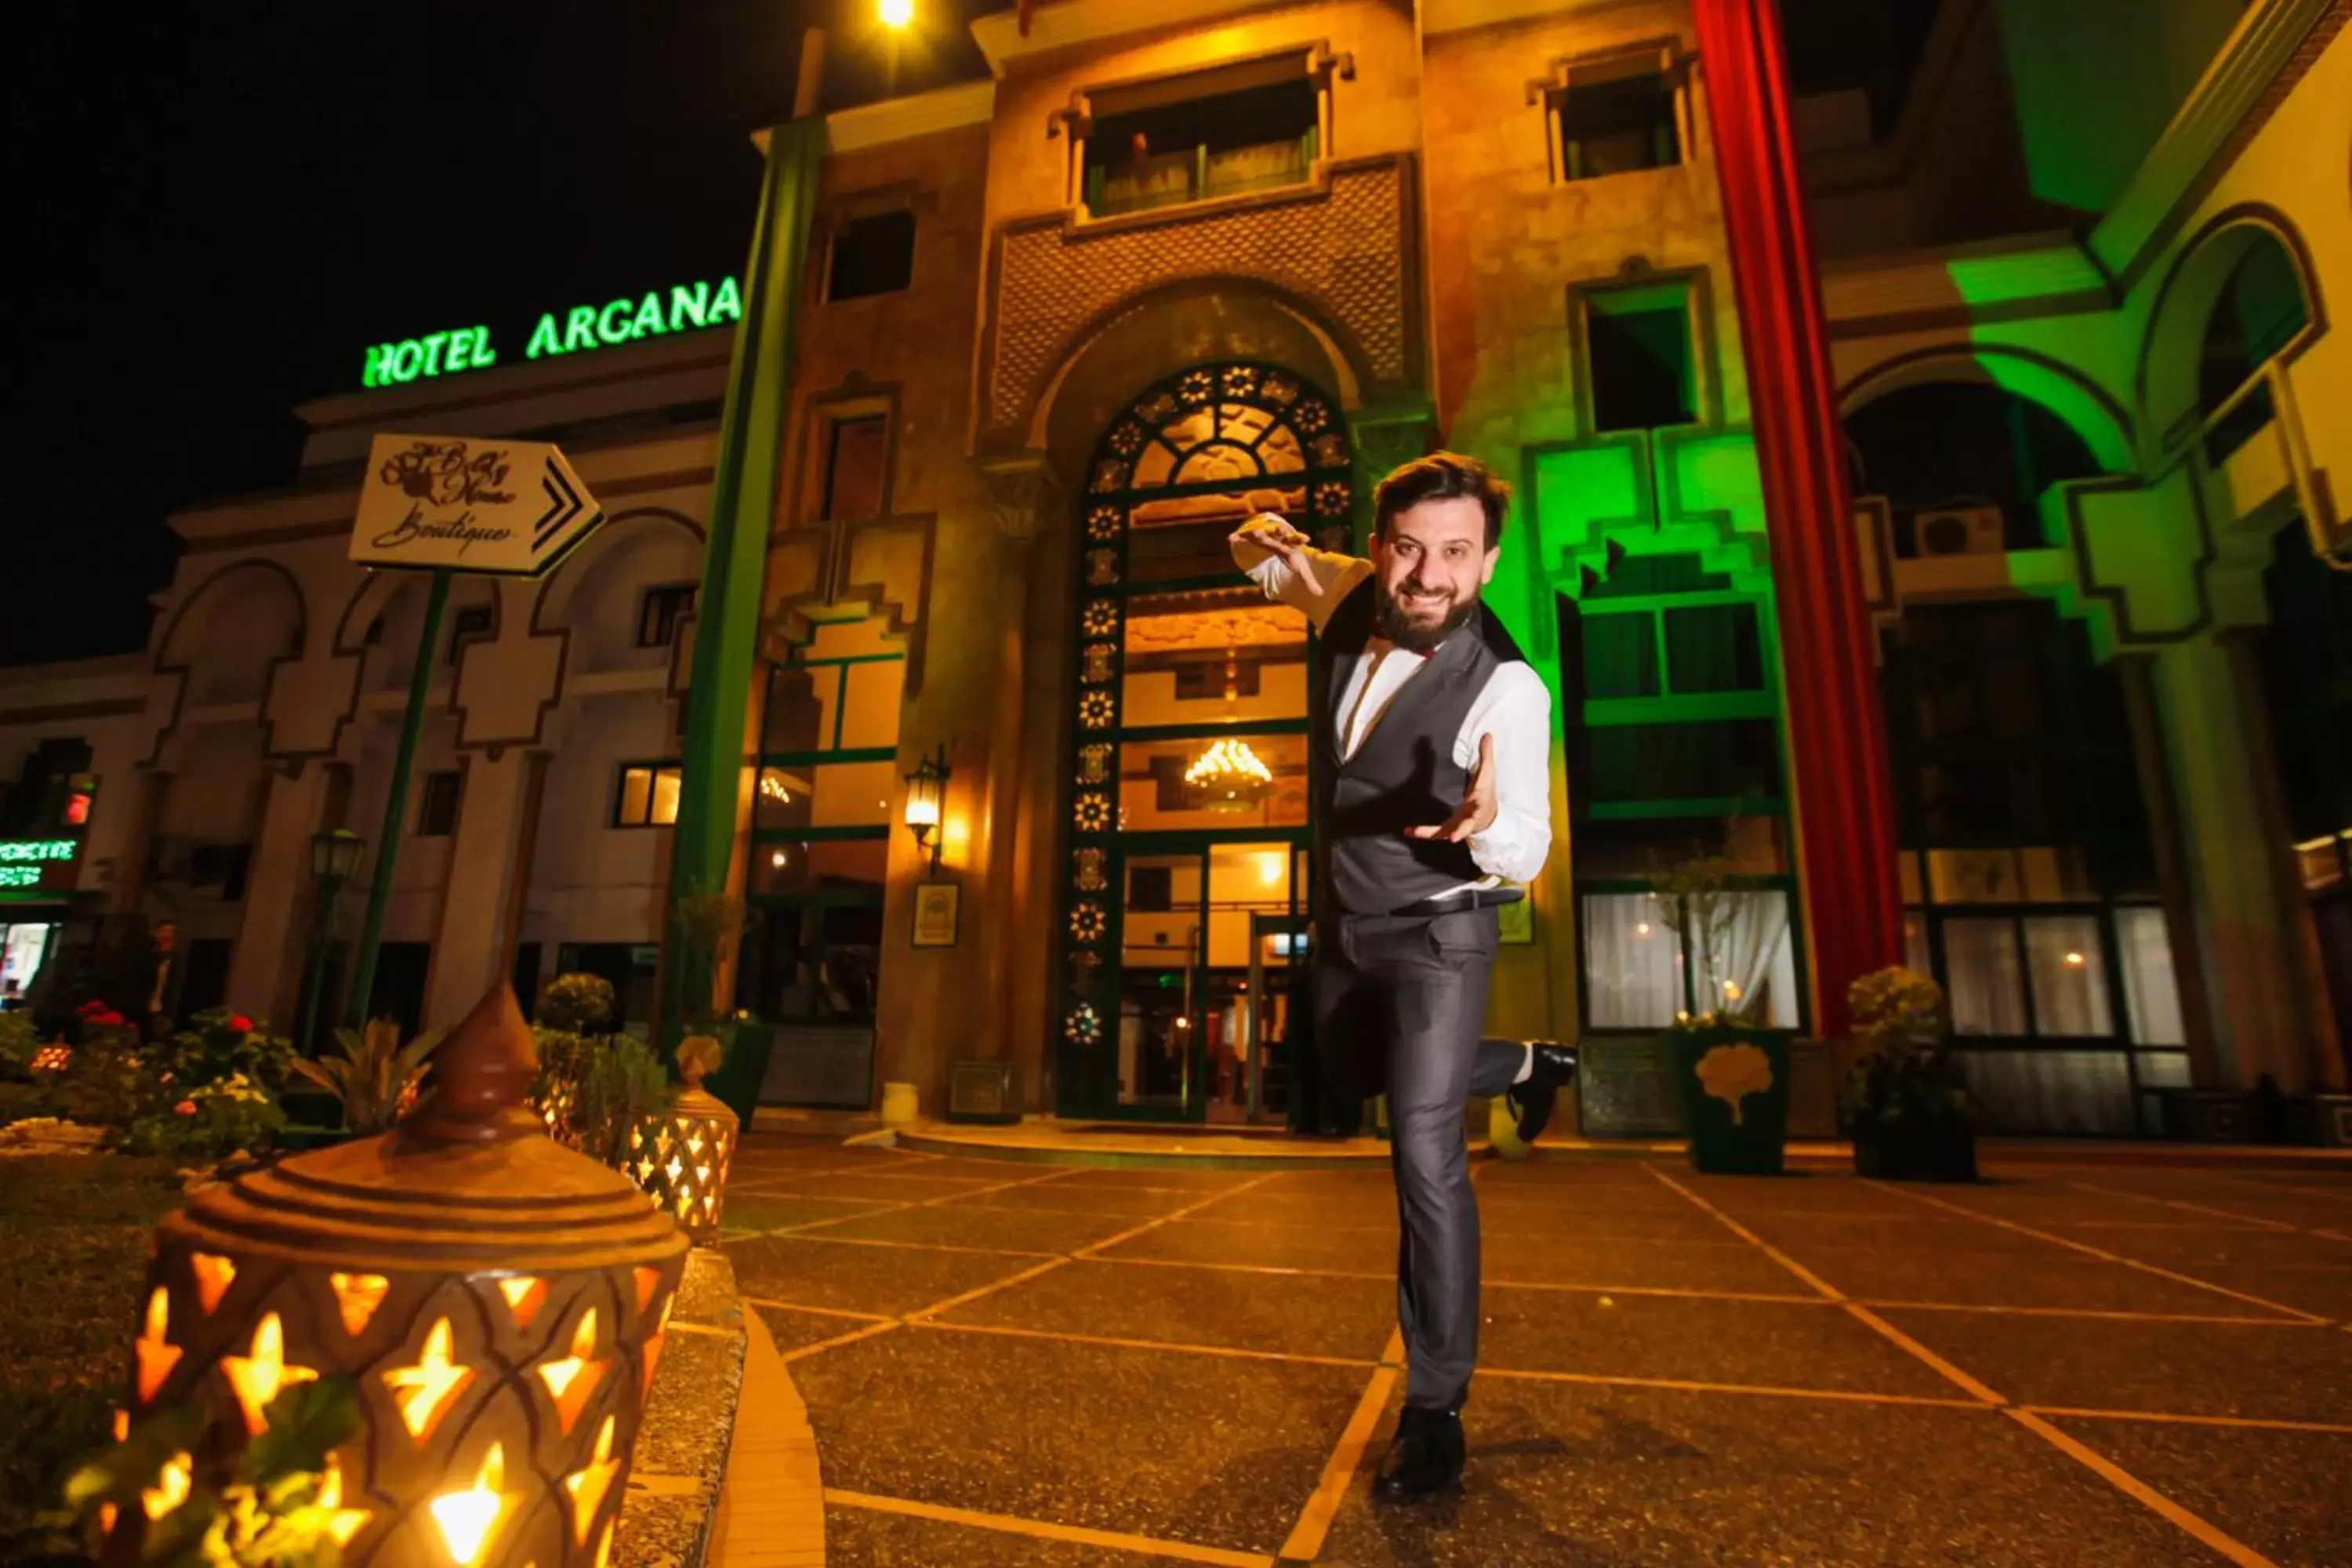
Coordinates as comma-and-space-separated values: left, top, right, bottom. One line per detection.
1374, 579, 1479, 654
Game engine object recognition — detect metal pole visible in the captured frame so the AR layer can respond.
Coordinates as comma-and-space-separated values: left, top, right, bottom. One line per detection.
298, 874, 340, 1051
345, 568, 451, 1029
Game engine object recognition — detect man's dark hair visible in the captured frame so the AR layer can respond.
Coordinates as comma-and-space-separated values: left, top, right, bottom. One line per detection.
1373, 452, 1512, 549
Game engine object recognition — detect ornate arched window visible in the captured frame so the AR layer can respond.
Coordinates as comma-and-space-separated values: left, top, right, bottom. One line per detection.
1058, 362, 1354, 1120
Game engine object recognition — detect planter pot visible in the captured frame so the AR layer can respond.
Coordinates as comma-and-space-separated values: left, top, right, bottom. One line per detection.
701, 1019, 775, 1132
1852, 1112, 1977, 1181
1668, 1028, 1793, 1175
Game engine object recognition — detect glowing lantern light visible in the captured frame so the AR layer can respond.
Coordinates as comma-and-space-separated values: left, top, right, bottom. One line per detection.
110, 983, 688, 1566
1185, 737, 1275, 811
614, 1043, 739, 1245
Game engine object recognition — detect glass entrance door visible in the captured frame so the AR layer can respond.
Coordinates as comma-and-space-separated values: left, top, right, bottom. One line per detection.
1111, 840, 1305, 1122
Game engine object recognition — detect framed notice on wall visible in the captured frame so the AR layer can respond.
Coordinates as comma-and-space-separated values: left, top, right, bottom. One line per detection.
912, 882, 960, 948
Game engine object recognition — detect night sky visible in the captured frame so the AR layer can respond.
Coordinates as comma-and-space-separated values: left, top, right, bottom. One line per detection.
5, 0, 992, 666
5, 0, 1925, 667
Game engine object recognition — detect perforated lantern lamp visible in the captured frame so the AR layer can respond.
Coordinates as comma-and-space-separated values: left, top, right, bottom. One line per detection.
620, 1050, 740, 1245
114, 984, 688, 1568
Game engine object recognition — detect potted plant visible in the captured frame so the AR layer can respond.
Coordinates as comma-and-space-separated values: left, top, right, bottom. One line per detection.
1842, 967, 1976, 1181
1653, 826, 1794, 1175
671, 887, 771, 1130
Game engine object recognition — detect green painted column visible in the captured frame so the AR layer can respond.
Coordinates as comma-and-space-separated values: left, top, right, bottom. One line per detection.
663, 118, 826, 1045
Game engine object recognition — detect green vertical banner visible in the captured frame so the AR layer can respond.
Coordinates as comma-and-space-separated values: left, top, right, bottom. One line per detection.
665, 119, 826, 1046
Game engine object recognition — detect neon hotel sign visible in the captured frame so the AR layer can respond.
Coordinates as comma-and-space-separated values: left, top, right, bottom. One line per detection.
360, 276, 744, 388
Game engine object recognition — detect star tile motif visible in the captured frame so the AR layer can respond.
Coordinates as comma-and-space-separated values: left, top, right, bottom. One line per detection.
220, 1312, 318, 1436
562, 1415, 623, 1544
134, 1287, 181, 1404
380, 1316, 473, 1441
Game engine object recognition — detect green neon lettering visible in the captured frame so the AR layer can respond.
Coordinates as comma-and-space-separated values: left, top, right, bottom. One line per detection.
527, 314, 563, 359
390, 340, 425, 381
630, 292, 666, 338
710, 275, 742, 324
363, 344, 389, 387
669, 281, 708, 330
0, 840, 76, 863
472, 326, 497, 368
444, 331, 472, 373
565, 307, 598, 353
597, 299, 634, 344
0, 867, 37, 888
419, 331, 452, 376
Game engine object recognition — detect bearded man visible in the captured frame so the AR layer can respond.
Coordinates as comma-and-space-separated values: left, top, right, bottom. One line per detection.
1229, 451, 1577, 1500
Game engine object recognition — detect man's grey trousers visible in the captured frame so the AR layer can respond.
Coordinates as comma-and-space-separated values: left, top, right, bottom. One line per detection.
1313, 904, 1522, 1412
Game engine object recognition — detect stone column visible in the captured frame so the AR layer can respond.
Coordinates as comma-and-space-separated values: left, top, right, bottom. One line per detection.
225, 762, 337, 1031
2116, 656, 2220, 1086
978, 456, 1058, 1102
423, 748, 549, 1033
2149, 634, 2314, 1087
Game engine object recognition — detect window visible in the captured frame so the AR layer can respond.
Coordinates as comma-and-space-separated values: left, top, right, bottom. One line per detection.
2198, 233, 2310, 466
637, 583, 697, 648
417, 771, 462, 837
614, 763, 682, 828
447, 604, 493, 665
828, 209, 916, 301
1549, 49, 1683, 182
1584, 280, 1697, 432
1083, 71, 1319, 218
821, 415, 889, 522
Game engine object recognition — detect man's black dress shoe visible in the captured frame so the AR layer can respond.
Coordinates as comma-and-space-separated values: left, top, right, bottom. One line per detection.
1374, 1405, 1465, 1501
1504, 1042, 1579, 1145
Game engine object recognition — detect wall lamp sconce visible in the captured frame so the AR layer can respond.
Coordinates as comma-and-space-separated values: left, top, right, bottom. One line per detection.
903, 746, 949, 874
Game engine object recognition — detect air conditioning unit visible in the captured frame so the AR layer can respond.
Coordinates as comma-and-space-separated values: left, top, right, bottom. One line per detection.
1915, 506, 2007, 557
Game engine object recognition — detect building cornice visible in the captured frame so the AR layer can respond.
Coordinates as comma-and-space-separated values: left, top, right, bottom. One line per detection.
1421, 0, 1648, 38
2091, 0, 2345, 291
971, 0, 1298, 76
820, 79, 995, 153
1820, 234, 2112, 339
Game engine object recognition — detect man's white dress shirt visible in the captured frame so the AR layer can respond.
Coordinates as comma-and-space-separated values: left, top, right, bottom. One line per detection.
1230, 523, 1552, 891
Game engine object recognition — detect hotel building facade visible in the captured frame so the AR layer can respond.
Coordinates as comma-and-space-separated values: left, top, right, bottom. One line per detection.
5, 0, 2347, 1138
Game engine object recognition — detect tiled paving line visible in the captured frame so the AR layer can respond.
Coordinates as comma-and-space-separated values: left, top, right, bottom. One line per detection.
761, 1172, 1305, 1566
1647, 1163, 2302, 1568
2067, 1178, 2352, 1240
738, 1160, 2351, 1565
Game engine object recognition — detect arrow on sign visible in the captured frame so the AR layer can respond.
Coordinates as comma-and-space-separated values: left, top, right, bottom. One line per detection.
536, 459, 589, 548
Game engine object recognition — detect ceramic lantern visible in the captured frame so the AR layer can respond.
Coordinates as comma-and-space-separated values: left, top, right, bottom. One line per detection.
112, 984, 688, 1568
619, 1038, 739, 1245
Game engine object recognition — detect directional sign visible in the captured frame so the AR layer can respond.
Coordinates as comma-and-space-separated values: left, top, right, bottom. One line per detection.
350, 434, 605, 577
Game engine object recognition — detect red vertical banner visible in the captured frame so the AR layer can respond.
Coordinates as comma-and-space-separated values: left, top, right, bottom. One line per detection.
1691, 0, 1903, 1040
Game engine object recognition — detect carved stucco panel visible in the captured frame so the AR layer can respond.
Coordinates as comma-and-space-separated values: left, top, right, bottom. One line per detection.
985, 158, 1417, 440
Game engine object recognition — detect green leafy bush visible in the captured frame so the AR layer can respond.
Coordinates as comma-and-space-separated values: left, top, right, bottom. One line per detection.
536, 972, 615, 1035
1841, 966, 1970, 1127
119, 1074, 286, 1162
154, 1012, 295, 1097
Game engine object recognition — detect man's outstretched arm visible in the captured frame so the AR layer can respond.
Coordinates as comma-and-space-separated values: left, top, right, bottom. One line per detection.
1228, 495, 1370, 633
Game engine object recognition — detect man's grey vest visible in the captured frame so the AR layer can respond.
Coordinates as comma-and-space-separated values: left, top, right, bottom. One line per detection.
1314, 579, 1528, 916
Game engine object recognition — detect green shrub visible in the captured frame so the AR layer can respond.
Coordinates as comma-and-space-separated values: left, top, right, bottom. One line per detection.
575, 1033, 673, 1166
537, 972, 615, 1035
118, 1073, 286, 1161
0, 1012, 36, 1083
289, 1019, 441, 1135
155, 1011, 295, 1095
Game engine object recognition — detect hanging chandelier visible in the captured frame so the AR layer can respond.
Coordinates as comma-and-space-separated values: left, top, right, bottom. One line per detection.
1185, 738, 1273, 811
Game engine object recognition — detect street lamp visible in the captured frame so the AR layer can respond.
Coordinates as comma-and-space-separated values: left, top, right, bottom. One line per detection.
902, 747, 948, 875
301, 829, 365, 1051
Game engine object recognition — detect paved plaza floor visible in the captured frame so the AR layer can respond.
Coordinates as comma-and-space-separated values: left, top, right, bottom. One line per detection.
718, 1134, 2352, 1567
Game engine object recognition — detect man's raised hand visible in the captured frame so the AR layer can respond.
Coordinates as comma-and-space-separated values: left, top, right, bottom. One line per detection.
1232, 510, 1324, 597
1406, 732, 1499, 844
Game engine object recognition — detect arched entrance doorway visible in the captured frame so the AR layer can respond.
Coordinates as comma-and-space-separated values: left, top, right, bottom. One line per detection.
1055, 361, 1354, 1123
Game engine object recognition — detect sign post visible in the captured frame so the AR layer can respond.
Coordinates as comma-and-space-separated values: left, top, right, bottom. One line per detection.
339, 434, 603, 1029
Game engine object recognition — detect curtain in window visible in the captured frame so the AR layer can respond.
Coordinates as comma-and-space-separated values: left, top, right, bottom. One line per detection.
1582, 894, 1681, 1028
1943, 917, 2026, 1036
2023, 915, 2112, 1036
2114, 907, 2185, 1046
1959, 1049, 2135, 1134
1719, 890, 1800, 1028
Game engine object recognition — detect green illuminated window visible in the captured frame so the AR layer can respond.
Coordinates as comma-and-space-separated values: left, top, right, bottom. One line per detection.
1583, 281, 1697, 433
